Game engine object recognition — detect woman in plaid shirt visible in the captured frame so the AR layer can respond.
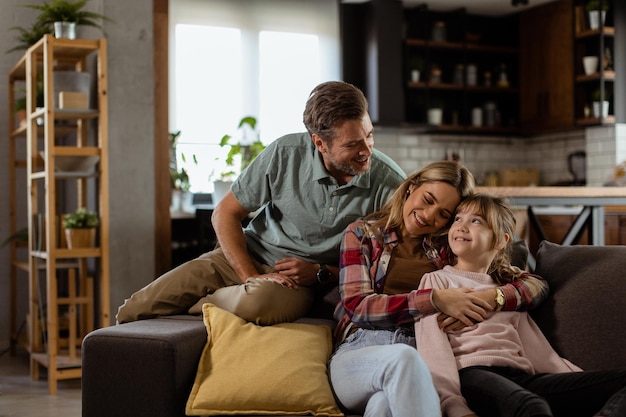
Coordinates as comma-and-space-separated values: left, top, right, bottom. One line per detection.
329, 161, 549, 417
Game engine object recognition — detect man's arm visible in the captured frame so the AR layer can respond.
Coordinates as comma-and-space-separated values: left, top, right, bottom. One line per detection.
211, 190, 259, 283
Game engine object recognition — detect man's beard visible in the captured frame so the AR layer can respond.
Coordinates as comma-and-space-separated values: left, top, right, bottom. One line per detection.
327, 155, 370, 177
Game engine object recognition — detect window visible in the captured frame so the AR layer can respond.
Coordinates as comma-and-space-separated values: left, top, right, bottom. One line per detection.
169, 0, 341, 192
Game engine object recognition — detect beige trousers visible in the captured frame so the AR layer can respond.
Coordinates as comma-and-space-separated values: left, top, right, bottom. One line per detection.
116, 247, 315, 325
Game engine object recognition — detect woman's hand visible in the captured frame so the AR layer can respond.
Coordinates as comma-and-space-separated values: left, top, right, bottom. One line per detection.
432, 288, 493, 327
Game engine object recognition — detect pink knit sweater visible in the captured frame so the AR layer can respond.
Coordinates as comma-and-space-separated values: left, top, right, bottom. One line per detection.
415, 266, 581, 417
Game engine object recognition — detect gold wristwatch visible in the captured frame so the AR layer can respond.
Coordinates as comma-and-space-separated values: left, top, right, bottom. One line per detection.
495, 288, 505, 311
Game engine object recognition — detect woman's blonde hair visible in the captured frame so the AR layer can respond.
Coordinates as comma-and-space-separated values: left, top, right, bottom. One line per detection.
455, 193, 524, 284
364, 161, 475, 238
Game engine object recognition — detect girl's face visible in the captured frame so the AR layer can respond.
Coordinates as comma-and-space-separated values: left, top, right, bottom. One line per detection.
448, 207, 509, 271
403, 181, 460, 238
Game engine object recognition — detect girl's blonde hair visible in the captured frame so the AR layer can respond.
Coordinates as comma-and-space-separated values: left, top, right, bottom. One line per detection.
455, 193, 524, 284
364, 161, 475, 238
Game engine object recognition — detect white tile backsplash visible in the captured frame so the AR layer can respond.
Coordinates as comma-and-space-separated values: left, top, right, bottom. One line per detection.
376, 125, 620, 186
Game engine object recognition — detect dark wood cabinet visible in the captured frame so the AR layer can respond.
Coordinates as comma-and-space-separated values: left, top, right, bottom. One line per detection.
341, 0, 624, 133
519, 0, 575, 133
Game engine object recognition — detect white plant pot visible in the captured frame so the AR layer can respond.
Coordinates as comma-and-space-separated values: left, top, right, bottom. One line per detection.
410, 69, 420, 82
427, 108, 443, 125
592, 100, 609, 118
588, 10, 606, 30
212, 180, 233, 205
54, 21, 77, 39
582, 56, 598, 75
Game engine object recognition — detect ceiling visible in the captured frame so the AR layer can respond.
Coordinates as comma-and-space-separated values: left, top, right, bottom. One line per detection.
343, 0, 559, 16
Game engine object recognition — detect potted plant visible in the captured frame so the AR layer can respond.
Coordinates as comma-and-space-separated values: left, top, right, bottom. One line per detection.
169, 130, 197, 212
212, 116, 265, 204
591, 88, 611, 119
62, 207, 98, 248
6, 21, 52, 53
586, 0, 609, 30
23, 0, 112, 39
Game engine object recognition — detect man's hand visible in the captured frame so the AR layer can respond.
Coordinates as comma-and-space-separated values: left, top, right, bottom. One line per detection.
432, 288, 493, 328
273, 257, 319, 287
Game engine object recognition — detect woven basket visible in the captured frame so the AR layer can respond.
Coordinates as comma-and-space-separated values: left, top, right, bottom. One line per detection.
65, 228, 96, 249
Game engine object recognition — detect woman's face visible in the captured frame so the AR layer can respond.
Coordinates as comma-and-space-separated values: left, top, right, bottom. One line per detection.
402, 181, 461, 238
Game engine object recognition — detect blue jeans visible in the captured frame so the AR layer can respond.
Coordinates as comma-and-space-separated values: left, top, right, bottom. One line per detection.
460, 366, 626, 417
329, 328, 441, 417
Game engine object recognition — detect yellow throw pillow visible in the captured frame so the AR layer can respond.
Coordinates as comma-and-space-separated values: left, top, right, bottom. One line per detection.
186, 303, 344, 416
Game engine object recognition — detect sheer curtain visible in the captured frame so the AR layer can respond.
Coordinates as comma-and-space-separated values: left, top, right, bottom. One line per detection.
169, 0, 341, 192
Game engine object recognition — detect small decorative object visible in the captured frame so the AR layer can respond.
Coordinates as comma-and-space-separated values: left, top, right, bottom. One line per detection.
430, 65, 442, 84
591, 88, 610, 118
484, 71, 492, 87
472, 107, 483, 127
466, 64, 477, 86
427, 108, 443, 125
62, 207, 98, 248
483, 101, 497, 127
583, 56, 598, 75
431, 21, 446, 42
408, 56, 424, 83
22, 0, 112, 40
497, 64, 510, 88
454, 64, 464, 85
603, 47, 613, 71
586, 0, 609, 30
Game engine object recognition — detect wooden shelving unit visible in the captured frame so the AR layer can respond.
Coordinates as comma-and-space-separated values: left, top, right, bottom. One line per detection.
573, 0, 615, 125
7, 34, 109, 395
402, 8, 520, 132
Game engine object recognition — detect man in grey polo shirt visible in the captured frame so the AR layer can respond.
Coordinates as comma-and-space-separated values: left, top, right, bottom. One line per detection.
117, 81, 405, 325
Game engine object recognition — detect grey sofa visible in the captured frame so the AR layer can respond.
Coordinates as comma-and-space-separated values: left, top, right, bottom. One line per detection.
82, 241, 626, 417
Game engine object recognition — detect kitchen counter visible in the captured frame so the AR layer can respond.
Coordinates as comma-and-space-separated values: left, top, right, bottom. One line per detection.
475, 187, 626, 255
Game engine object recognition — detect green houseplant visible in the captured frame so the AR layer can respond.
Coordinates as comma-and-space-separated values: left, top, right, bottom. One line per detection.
211, 116, 265, 205
7, 21, 52, 53
218, 116, 265, 180
23, 0, 112, 39
586, 0, 610, 12
586, 0, 609, 30
62, 207, 98, 248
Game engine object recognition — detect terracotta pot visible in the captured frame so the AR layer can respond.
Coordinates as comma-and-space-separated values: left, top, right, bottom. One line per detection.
65, 228, 96, 249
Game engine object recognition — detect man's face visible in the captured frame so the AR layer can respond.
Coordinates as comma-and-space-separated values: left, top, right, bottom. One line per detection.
314, 114, 374, 185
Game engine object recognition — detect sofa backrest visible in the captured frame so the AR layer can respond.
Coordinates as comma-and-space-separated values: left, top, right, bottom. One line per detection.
531, 241, 626, 371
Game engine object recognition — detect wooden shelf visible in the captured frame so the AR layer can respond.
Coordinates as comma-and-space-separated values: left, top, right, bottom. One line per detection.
7, 34, 109, 395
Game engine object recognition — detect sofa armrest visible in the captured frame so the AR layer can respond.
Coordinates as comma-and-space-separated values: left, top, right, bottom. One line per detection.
82, 315, 207, 417
532, 241, 626, 371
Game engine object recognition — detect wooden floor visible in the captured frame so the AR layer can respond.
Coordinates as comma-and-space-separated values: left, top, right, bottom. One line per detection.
0, 347, 81, 417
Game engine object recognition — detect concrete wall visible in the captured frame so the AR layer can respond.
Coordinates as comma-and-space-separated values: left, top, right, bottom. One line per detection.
0, 0, 156, 350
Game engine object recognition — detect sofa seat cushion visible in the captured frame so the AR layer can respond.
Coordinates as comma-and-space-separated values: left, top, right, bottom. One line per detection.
531, 241, 626, 371
186, 304, 343, 417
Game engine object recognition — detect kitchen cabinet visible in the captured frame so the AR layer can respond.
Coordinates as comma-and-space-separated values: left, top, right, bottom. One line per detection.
7, 35, 109, 394
402, 7, 519, 132
519, 0, 575, 133
573, 0, 616, 125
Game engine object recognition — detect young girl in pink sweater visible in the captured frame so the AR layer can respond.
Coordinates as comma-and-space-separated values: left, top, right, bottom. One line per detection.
415, 193, 626, 417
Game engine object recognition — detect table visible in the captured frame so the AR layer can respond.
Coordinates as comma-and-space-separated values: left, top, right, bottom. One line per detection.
477, 187, 626, 268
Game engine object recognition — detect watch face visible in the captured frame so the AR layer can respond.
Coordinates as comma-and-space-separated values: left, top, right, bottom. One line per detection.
317, 268, 331, 283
